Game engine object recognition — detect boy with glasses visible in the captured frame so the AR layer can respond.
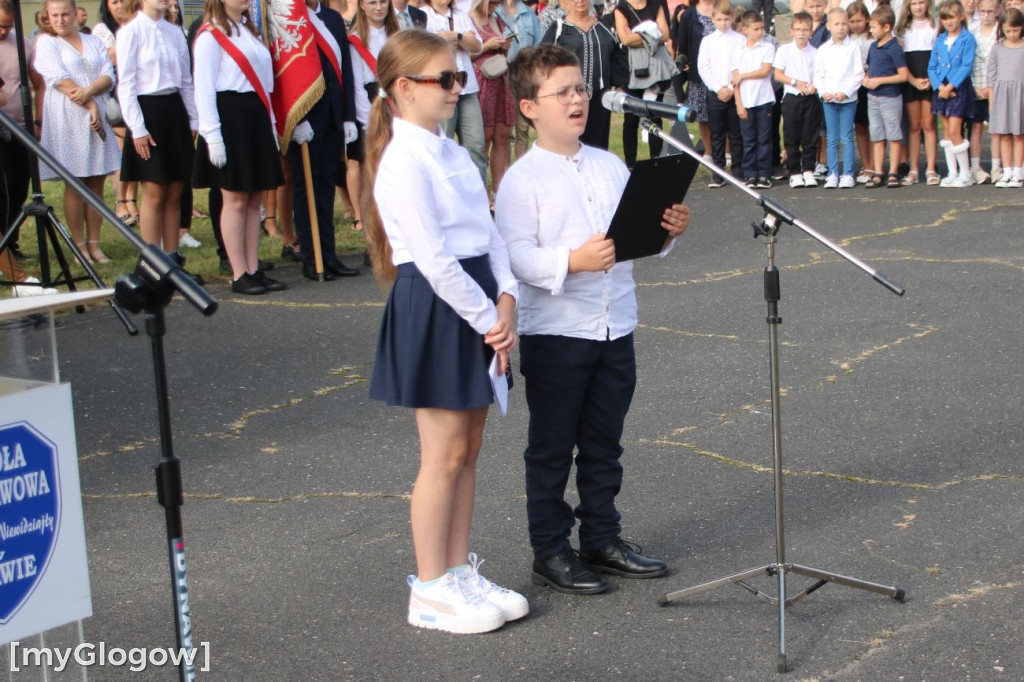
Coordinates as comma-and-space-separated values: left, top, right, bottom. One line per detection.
496, 43, 691, 595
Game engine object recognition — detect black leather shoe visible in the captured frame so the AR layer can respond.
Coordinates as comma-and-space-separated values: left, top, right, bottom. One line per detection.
325, 258, 359, 277
231, 272, 266, 295
580, 538, 668, 579
258, 259, 274, 272
281, 242, 301, 262
302, 263, 335, 281
531, 550, 608, 595
254, 269, 286, 291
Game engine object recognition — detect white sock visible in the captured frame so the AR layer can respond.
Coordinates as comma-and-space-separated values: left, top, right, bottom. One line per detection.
954, 141, 971, 177
992, 158, 1002, 170
971, 157, 981, 170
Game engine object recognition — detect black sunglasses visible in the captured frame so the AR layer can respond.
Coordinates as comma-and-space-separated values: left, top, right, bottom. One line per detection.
401, 70, 468, 92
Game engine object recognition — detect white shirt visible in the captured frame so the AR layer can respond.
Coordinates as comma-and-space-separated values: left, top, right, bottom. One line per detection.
774, 41, 817, 96
422, 4, 481, 95
902, 19, 937, 52
813, 37, 864, 101
115, 12, 197, 137
350, 26, 388, 125
375, 117, 517, 334
193, 23, 276, 145
496, 144, 643, 341
698, 29, 746, 94
851, 32, 871, 68
732, 40, 776, 108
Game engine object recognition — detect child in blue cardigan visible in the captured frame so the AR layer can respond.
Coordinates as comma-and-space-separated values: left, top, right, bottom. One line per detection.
929, 0, 977, 186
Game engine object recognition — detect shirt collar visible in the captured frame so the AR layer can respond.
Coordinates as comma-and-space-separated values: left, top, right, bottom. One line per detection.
531, 141, 586, 166
137, 11, 162, 27
392, 117, 448, 154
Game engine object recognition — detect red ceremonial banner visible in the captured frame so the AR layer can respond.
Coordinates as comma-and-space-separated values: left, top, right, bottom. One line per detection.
264, 0, 325, 152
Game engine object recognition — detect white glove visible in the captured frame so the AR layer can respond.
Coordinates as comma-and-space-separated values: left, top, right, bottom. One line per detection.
343, 121, 358, 144
292, 121, 314, 145
207, 140, 227, 168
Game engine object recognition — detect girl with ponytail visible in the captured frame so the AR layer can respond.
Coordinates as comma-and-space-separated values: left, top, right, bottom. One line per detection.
364, 29, 528, 635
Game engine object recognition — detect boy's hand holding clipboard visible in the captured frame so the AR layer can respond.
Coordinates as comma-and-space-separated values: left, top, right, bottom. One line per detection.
605, 155, 699, 262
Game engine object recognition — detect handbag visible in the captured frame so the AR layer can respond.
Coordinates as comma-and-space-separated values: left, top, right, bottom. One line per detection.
480, 54, 508, 79
105, 96, 124, 127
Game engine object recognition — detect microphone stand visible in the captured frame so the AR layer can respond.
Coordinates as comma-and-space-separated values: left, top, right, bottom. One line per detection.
1, 65, 218, 678
644, 117, 906, 674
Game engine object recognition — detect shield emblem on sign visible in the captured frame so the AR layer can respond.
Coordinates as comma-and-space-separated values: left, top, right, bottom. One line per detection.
0, 422, 62, 624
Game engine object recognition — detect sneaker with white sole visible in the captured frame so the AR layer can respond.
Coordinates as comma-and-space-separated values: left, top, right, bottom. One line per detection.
456, 553, 529, 622
813, 163, 828, 178
407, 573, 505, 634
991, 167, 1003, 184
179, 233, 203, 248
855, 171, 872, 184
994, 176, 1011, 188
838, 174, 856, 189
789, 174, 805, 188
823, 174, 839, 189
1006, 175, 1024, 188
802, 171, 818, 187
972, 168, 990, 185
941, 174, 972, 188
11, 276, 59, 298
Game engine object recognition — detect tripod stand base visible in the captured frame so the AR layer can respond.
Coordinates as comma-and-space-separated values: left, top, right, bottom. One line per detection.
659, 562, 905, 672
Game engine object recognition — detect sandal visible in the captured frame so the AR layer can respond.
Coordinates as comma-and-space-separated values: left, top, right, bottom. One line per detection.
86, 240, 111, 264
191, 208, 208, 219
114, 199, 137, 226
925, 170, 941, 186
901, 170, 919, 186
75, 242, 93, 265
864, 173, 884, 188
262, 216, 281, 237
886, 173, 901, 188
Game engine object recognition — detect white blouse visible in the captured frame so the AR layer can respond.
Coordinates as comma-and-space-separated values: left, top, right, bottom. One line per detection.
193, 23, 276, 145
115, 12, 197, 137
902, 19, 938, 52
374, 117, 517, 335
350, 26, 389, 126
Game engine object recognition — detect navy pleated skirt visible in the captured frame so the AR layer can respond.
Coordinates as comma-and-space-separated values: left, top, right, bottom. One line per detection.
193, 92, 283, 192
370, 255, 497, 410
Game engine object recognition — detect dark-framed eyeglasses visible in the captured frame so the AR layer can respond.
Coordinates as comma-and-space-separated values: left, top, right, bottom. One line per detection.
401, 70, 468, 92
535, 83, 592, 105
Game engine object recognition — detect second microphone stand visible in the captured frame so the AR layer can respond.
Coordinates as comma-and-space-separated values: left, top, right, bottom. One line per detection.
648, 118, 906, 674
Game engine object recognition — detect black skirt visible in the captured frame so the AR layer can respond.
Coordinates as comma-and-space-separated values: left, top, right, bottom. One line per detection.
193, 92, 284, 192
121, 93, 194, 183
370, 255, 498, 410
904, 51, 933, 103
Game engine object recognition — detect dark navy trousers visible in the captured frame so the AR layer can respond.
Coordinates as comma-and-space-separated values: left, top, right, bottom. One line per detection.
519, 333, 637, 560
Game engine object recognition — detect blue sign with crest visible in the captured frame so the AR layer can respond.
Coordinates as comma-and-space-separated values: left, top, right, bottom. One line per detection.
0, 423, 61, 624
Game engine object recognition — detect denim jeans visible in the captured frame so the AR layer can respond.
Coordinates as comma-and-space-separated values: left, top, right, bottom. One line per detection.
443, 92, 488, 185
740, 103, 773, 179
823, 100, 857, 177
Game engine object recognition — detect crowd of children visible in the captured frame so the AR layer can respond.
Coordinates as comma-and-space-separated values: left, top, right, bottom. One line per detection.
694, 0, 1024, 189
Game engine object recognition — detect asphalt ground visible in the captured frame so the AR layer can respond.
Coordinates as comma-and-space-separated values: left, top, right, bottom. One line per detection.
4, 180, 1023, 680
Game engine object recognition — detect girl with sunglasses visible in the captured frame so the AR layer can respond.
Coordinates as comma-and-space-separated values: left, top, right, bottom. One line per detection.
363, 29, 527, 634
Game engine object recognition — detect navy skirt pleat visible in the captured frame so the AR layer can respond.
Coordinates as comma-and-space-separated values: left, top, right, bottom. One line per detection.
370, 255, 498, 410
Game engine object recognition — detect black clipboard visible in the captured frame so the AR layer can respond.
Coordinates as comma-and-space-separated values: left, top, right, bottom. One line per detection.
606, 154, 699, 262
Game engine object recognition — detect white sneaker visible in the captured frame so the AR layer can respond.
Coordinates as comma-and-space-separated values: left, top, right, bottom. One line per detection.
456, 553, 529, 622
823, 174, 839, 189
972, 168, 990, 185
11, 276, 59, 298
802, 171, 818, 187
789, 174, 805, 188
838, 174, 856, 189
941, 174, 971, 188
991, 167, 1003, 183
407, 573, 505, 634
179, 233, 203, 249
995, 176, 1010, 188
855, 171, 872, 184
814, 162, 828, 178
1006, 175, 1024, 188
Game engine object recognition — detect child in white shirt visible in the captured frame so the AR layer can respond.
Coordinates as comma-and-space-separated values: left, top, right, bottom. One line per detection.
732, 10, 777, 187
814, 7, 865, 187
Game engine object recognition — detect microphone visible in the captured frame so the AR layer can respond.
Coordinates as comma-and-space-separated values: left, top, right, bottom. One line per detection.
602, 90, 698, 123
